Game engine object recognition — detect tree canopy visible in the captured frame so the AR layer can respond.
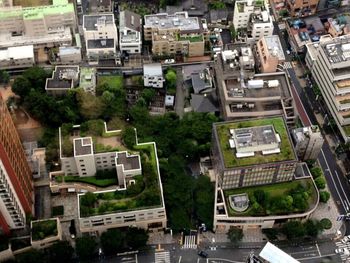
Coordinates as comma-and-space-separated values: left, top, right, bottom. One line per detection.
227, 227, 244, 244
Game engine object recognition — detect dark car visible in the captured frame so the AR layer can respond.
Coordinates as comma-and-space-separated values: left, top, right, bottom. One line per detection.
198, 251, 208, 258
69, 219, 76, 239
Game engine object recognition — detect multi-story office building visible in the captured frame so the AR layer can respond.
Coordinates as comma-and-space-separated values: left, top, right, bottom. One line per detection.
0, 0, 75, 49
119, 10, 142, 54
0, 96, 33, 235
292, 125, 324, 160
306, 34, 350, 141
144, 12, 208, 57
233, 0, 273, 42
285, 0, 319, 17
211, 117, 318, 232
215, 48, 296, 127
45, 66, 80, 96
83, 14, 118, 64
255, 35, 285, 73
0, 45, 34, 70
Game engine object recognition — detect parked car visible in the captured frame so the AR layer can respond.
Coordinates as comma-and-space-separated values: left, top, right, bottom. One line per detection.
69, 219, 76, 239
164, 59, 175, 64
335, 248, 350, 255
198, 251, 208, 258
342, 235, 350, 243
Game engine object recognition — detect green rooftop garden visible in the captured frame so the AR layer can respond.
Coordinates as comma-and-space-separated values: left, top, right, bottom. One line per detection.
178, 35, 203, 43
79, 143, 162, 217
98, 75, 124, 91
216, 117, 295, 168
31, 219, 58, 241
224, 179, 318, 217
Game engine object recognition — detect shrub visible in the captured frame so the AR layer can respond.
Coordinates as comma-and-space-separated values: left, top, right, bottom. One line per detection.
319, 191, 330, 203
315, 177, 326, 189
310, 167, 322, 179
320, 218, 332, 230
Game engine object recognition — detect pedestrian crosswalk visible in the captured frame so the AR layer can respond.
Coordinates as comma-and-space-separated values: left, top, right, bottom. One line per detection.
284, 61, 293, 69
335, 241, 350, 262
182, 235, 197, 249
155, 251, 170, 263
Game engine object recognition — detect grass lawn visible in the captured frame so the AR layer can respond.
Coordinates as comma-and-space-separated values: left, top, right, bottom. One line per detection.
57, 175, 117, 187
224, 179, 317, 217
178, 35, 203, 43
216, 117, 295, 168
98, 75, 124, 90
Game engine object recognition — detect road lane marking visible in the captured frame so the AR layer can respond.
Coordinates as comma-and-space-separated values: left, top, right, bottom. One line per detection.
335, 170, 350, 206
197, 258, 200, 263
321, 149, 346, 211
296, 253, 337, 261
178, 256, 182, 263
315, 243, 321, 257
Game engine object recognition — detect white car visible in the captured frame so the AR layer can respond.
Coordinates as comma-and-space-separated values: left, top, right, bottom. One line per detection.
342, 235, 350, 243
164, 59, 175, 64
335, 248, 350, 255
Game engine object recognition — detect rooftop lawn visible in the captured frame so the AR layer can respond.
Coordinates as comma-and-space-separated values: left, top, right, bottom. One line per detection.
79, 143, 162, 217
178, 35, 203, 43
216, 117, 295, 168
98, 75, 124, 90
31, 219, 58, 241
224, 178, 318, 217
56, 175, 118, 187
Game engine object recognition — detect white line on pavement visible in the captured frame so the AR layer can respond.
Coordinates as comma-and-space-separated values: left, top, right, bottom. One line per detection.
315, 243, 321, 257
178, 256, 182, 263
321, 149, 346, 211
197, 258, 200, 263
297, 253, 337, 261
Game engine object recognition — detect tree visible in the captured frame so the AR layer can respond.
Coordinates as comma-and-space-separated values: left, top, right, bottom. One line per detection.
262, 228, 278, 241
122, 127, 136, 149
76, 89, 105, 120
141, 88, 156, 105
0, 70, 10, 84
48, 241, 74, 263
80, 192, 97, 207
101, 228, 124, 255
229, 25, 236, 39
165, 69, 177, 89
12, 76, 32, 99
304, 220, 323, 238
126, 227, 149, 250
227, 227, 243, 244
320, 218, 332, 230
254, 189, 267, 205
319, 191, 330, 203
194, 176, 214, 230
76, 236, 97, 260
16, 249, 44, 263
315, 177, 326, 189
310, 167, 322, 179
281, 221, 305, 239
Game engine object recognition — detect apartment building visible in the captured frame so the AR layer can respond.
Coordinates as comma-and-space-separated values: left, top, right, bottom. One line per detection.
119, 10, 142, 54
305, 34, 350, 141
144, 12, 208, 57
211, 117, 318, 232
143, 63, 165, 88
292, 125, 324, 160
233, 0, 273, 42
45, 66, 80, 96
83, 14, 118, 64
0, 95, 34, 235
286, 0, 319, 17
256, 35, 285, 73
0, 0, 75, 49
215, 48, 296, 127
0, 45, 34, 69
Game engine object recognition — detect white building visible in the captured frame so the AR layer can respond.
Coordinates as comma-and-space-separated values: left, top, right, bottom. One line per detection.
0, 45, 34, 69
233, 0, 273, 42
119, 10, 142, 54
306, 34, 350, 141
83, 14, 118, 64
58, 47, 82, 64
292, 125, 324, 160
143, 63, 165, 88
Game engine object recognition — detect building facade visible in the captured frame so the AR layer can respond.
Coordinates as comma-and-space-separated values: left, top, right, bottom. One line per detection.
119, 10, 142, 54
256, 36, 285, 73
0, 96, 33, 235
292, 126, 324, 160
0, 45, 34, 70
306, 34, 350, 141
286, 0, 319, 17
144, 12, 208, 57
143, 63, 165, 88
83, 14, 118, 64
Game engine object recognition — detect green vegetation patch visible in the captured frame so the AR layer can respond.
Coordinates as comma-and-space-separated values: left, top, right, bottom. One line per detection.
339, 99, 350, 104
51, 206, 64, 217
216, 117, 295, 168
31, 219, 58, 241
224, 179, 317, 217
57, 175, 118, 187
98, 75, 124, 90
79, 143, 162, 217
178, 35, 203, 43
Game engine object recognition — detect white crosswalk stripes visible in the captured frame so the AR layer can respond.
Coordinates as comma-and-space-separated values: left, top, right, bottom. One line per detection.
182, 235, 197, 249
335, 240, 350, 262
284, 61, 293, 69
155, 251, 170, 263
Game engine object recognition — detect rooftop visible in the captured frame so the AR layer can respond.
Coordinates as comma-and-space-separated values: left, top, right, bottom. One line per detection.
0, 45, 34, 60
79, 142, 164, 217
214, 117, 296, 168
46, 65, 79, 90
321, 35, 350, 65
59, 46, 80, 56
116, 151, 140, 171
87, 39, 115, 49
260, 242, 300, 263
144, 11, 201, 32
83, 14, 115, 31
79, 67, 96, 90
119, 10, 141, 32
262, 35, 285, 60
74, 137, 93, 156
143, 63, 163, 76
